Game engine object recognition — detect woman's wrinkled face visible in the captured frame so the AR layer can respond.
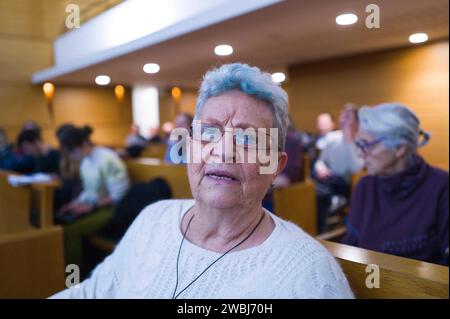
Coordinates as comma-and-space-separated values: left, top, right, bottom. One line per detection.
187, 90, 287, 210
356, 128, 400, 176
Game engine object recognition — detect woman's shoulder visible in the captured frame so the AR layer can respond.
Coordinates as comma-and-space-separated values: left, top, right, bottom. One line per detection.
267, 215, 354, 298
426, 164, 449, 186
270, 214, 339, 264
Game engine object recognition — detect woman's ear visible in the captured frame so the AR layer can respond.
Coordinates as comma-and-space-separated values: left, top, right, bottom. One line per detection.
395, 144, 408, 159
272, 152, 288, 182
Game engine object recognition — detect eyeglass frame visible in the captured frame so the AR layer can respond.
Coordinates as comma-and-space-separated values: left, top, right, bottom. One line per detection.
354, 136, 385, 154
189, 122, 281, 151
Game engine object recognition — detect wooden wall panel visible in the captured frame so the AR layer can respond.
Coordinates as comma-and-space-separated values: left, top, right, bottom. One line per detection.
0, 0, 133, 148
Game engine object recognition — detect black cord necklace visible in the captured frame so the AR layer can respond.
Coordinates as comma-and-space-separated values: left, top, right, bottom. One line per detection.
172, 211, 265, 299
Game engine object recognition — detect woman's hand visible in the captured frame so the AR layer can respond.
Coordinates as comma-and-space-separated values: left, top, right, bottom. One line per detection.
315, 161, 333, 180
68, 202, 95, 216
58, 201, 94, 216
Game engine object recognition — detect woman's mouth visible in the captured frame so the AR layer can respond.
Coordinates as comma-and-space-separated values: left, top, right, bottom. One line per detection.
205, 170, 239, 183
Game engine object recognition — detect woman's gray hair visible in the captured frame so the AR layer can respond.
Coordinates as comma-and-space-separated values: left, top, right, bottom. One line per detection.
358, 103, 430, 153
195, 63, 289, 151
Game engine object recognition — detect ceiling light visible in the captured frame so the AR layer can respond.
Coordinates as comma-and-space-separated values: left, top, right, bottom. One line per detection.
409, 33, 428, 44
143, 63, 160, 74
95, 75, 110, 85
336, 13, 358, 26
214, 44, 233, 56
271, 72, 286, 83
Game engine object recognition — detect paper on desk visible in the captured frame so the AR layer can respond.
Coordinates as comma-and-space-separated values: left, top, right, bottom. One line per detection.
7, 173, 53, 187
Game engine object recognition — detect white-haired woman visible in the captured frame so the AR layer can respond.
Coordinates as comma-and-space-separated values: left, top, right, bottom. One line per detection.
342, 103, 448, 265
51, 63, 353, 299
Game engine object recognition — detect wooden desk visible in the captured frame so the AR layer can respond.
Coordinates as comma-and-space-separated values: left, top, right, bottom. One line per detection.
321, 240, 449, 298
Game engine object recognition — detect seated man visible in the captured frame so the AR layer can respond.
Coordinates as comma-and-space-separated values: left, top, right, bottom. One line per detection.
14, 128, 60, 174
313, 106, 363, 233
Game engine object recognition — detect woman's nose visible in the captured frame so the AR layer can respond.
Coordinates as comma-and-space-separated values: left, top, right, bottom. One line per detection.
211, 131, 236, 163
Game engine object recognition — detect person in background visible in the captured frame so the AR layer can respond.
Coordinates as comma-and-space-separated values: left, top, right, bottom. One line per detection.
147, 127, 162, 144
57, 125, 130, 219
15, 128, 60, 174
313, 105, 363, 234
262, 122, 304, 211
342, 103, 448, 265
123, 124, 148, 158
0, 128, 16, 170
53, 123, 82, 211
164, 113, 193, 164
161, 121, 175, 144
315, 112, 337, 151
22, 120, 41, 132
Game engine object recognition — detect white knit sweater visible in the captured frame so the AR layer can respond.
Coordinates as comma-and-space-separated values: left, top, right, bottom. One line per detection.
51, 200, 354, 299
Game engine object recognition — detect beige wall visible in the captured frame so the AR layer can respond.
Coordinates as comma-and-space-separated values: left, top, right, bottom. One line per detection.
0, 0, 132, 148
288, 40, 449, 168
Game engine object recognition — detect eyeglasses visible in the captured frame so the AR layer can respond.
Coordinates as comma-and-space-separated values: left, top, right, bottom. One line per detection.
190, 123, 278, 150
354, 137, 385, 154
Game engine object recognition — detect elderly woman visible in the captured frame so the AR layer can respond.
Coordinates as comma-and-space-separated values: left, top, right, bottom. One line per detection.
51, 63, 353, 299
342, 103, 448, 265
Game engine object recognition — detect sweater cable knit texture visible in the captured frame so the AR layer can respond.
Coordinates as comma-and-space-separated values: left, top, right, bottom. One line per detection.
52, 200, 354, 299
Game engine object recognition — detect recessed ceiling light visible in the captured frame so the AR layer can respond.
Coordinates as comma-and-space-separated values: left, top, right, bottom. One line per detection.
214, 44, 233, 56
95, 75, 110, 85
143, 63, 160, 74
271, 72, 286, 83
336, 13, 358, 25
409, 33, 428, 44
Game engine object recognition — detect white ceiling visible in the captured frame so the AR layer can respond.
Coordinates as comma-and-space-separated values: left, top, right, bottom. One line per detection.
41, 0, 449, 89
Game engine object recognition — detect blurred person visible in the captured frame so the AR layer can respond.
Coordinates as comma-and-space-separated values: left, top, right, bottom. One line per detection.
15, 128, 60, 174
57, 125, 129, 219
147, 127, 162, 144
313, 105, 363, 233
123, 124, 148, 158
315, 112, 336, 151
161, 121, 175, 143
262, 122, 304, 211
342, 103, 448, 265
53, 123, 82, 211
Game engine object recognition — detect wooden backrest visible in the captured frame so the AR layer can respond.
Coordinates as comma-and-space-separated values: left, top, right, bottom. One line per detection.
273, 180, 317, 236
0, 169, 59, 234
140, 144, 167, 160
125, 158, 192, 199
0, 226, 65, 298
321, 240, 449, 299
0, 170, 32, 234
351, 169, 367, 191
302, 154, 311, 181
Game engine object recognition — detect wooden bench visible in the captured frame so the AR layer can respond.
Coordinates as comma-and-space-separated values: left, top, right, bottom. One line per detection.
125, 158, 191, 198
321, 240, 449, 298
0, 170, 65, 298
273, 180, 317, 236
139, 144, 167, 160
